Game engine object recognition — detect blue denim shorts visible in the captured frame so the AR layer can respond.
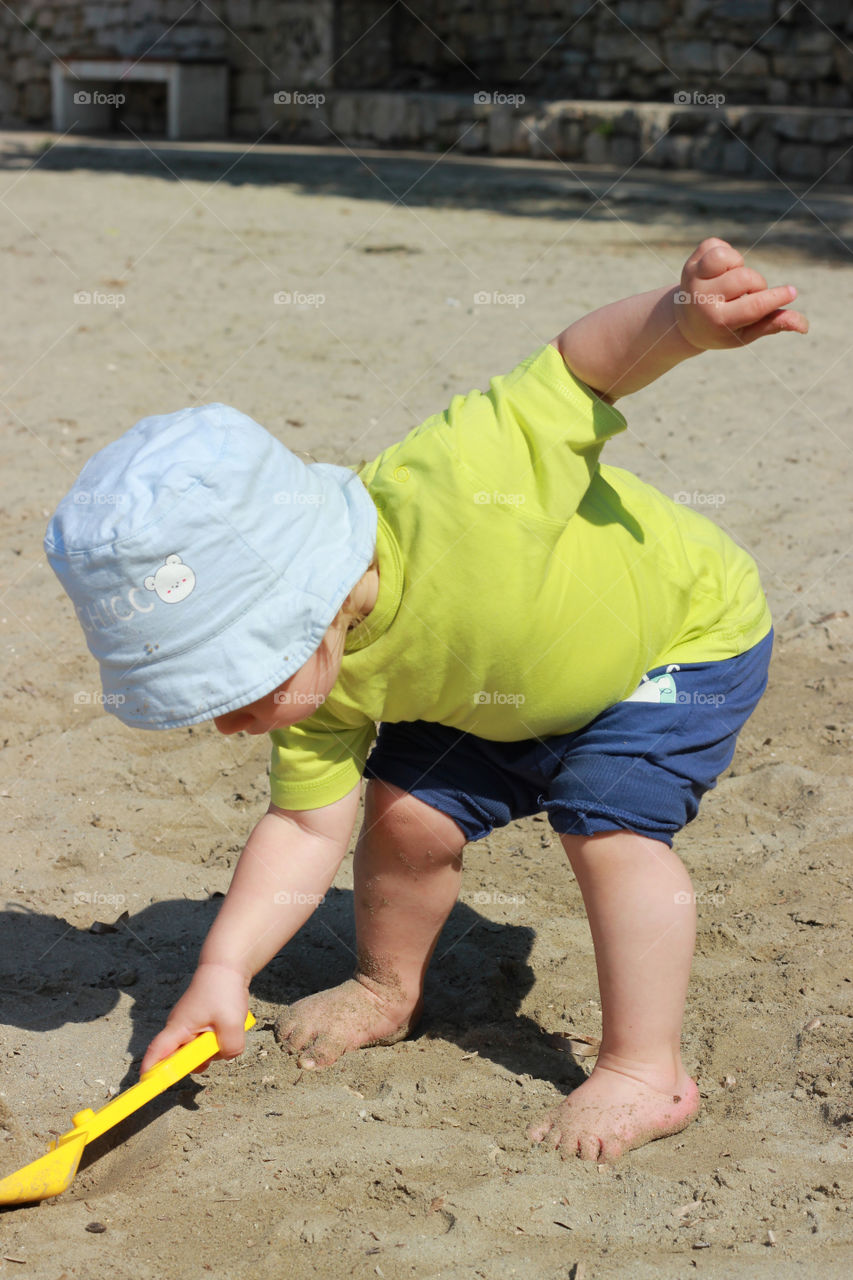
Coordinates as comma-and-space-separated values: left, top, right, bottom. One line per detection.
363, 629, 773, 848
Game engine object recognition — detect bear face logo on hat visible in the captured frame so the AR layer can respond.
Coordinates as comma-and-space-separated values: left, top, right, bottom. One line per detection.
144, 553, 196, 604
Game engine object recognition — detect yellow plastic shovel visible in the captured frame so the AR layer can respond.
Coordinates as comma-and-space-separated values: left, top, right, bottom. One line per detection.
0, 1012, 255, 1206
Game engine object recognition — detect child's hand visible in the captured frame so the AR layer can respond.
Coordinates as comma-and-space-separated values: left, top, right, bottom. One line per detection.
675, 237, 809, 351
139, 962, 249, 1075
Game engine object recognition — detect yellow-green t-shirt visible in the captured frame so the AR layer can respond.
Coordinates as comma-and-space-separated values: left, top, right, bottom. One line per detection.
269, 343, 771, 810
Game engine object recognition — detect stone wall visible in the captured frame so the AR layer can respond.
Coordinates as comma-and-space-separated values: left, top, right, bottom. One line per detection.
0, 0, 850, 184
0, 0, 334, 133
334, 0, 853, 108
300, 92, 853, 184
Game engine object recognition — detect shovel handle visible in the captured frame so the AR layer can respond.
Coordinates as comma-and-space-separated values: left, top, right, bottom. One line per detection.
54, 1012, 256, 1149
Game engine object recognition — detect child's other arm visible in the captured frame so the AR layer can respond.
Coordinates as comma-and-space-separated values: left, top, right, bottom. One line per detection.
139, 783, 361, 1072
551, 237, 808, 402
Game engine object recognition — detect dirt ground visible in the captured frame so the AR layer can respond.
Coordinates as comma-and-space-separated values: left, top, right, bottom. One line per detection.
0, 131, 851, 1279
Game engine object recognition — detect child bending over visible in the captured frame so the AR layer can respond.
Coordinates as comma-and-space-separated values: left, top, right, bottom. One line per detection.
46, 238, 807, 1161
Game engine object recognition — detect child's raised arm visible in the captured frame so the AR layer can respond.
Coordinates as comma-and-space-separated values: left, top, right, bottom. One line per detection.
139, 783, 362, 1073
551, 237, 808, 402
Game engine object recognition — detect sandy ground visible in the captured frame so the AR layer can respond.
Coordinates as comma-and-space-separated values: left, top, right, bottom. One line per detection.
0, 131, 851, 1279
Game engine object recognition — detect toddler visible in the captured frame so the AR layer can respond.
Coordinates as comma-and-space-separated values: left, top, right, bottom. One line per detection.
46, 238, 807, 1161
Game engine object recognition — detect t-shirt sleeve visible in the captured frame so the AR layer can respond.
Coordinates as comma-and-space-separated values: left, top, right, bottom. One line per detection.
433, 343, 628, 524
268, 707, 376, 811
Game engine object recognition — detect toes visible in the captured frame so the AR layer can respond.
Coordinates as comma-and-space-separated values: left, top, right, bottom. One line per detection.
298, 1040, 340, 1069
277, 1023, 309, 1053
526, 1118, 551, 1144
576, 1133, 603, 1162
272, 1007, 298, 1046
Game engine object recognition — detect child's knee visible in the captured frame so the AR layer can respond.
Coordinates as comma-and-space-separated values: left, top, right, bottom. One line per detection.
360, 779, 466, 868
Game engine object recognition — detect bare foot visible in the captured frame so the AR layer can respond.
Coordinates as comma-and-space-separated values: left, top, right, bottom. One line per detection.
528, 1062, 700, 1162
274, 977, 421, 1069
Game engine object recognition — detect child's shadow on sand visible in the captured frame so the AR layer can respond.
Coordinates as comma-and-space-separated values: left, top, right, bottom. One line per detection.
0, 890, 586, 1095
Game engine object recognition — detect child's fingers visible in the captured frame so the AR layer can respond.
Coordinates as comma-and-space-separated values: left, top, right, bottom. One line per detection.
722, 283, 799, 333
212, 1018, 246, 1060
710, 265, 768, 302
687, 238, 743, 280
728, 307, 809, 345
683, 236, 731, 274
140, 1023, 199, 1075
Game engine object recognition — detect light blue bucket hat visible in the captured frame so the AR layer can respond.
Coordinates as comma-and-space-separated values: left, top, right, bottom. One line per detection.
44, 404, 377, 730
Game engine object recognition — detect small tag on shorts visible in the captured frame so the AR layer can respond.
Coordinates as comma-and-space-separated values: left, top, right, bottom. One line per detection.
622, 664, 680, 705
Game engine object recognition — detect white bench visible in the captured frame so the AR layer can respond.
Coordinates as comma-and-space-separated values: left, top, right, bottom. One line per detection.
51, 58, 228, 140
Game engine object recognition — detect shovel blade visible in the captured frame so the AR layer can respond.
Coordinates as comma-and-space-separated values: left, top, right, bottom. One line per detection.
0, 1134, 86, 1206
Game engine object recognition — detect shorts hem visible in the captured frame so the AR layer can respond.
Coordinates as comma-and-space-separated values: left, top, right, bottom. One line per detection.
363, 758, 493, 843
543, 801, 676, 847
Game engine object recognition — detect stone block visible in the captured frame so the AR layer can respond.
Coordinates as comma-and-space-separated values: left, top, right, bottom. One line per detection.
666, 40, 717, 74
535, 105, 566, 153
328, 92, 357, 136
22, 77, 50, 122
822, 145, 852, 181
234, 68, 266, 111
684, 0, 713, 18
716, 0, 774, 18
809, 0, 849, 21
751, 126, 779, 171
809, 115, 844, 143
668, 133, 695, 167
230, 107, 260, 138
692, 134, 724, 170
615, 1, 666, 26
720, 136, 751, 173
582, 130, 611, 163
777, 141, 830, 178
457, 119, 486, 152
593, 33, 647, 62
669, 108, 712, 133
715, 43, 768, 78
560, 118, 584, 157
771, 55, 834, 80
13, 55, 38, 84
487, 105, 516, 154
773, 112, 814, 140
793, 28, 836, 54
366, 92, 406, 142
610, 134, 638, 167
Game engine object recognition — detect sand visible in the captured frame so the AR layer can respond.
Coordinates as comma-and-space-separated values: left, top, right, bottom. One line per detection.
0, 131, 851, 1278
